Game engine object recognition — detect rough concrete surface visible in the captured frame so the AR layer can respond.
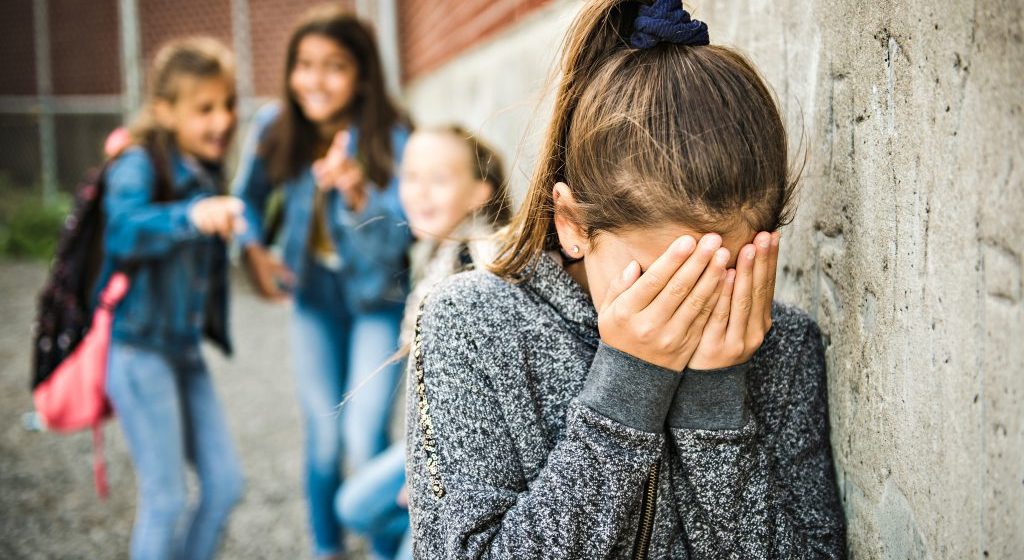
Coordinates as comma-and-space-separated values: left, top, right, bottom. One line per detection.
405, 1, 1023, 557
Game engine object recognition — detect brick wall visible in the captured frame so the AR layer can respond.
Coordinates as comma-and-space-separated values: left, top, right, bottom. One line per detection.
138, 0, 234, 79
397, 0, 551, 83
135, 0, 351, 98
248, 0, 343, 96
50, 0, 120, 95
3, 0, 372, 102
0, 1, 38, 95
0, 0, 371, 190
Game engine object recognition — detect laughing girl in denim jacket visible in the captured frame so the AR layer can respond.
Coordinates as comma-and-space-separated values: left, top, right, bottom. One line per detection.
102, 37, 245, 560
232, 5, 411, 559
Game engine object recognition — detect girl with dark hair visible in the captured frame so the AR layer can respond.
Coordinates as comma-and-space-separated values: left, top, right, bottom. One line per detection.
406, 1, 846, 558
231, 4, 411, 558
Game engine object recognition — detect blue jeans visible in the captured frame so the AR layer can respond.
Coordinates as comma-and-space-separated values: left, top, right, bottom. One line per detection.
336, 443, 412, 560
106, 342, 244, 560
291, 261, 404, 557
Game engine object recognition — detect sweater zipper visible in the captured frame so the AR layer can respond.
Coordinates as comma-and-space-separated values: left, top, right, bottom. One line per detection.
633, 461, 660, 560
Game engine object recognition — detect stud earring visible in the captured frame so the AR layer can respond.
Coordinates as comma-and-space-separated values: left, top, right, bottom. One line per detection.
560, 244, 584, 264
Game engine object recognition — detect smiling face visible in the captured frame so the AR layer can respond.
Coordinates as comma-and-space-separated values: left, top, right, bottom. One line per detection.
288, 34, 359, 127
399, 131, 494, 240
155, 75, 237, 163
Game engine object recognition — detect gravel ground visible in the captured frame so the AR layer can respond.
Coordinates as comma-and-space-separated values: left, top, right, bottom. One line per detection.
0, 259, 386, 559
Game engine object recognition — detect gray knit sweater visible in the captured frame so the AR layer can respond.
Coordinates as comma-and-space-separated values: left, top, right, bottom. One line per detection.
406, 252, 846, 559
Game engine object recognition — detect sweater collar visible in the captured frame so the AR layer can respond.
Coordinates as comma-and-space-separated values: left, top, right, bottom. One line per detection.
521, 251, 600, 347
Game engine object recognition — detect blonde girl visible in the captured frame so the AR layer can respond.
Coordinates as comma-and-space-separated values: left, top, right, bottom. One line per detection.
103, 37, 245, 560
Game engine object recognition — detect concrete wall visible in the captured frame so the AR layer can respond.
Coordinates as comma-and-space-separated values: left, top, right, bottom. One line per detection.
402, 1, 578, 195
397, 0, 551, 82
402, 1, 1024, 557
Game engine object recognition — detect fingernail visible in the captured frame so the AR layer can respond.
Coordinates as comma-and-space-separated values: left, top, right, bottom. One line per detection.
622, 260, 638, 280
757, 233, 770, 249
771, 232, 781, 247
675, 236, 696, 252
715, 248, 729, 265
744, 246, 756, 260
701, 234, 721, 250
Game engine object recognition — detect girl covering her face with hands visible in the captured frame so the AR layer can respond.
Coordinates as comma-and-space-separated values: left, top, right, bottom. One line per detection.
405, 1, 845, 558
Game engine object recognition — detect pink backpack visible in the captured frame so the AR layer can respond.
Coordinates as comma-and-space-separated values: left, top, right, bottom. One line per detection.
32, 272, 130, 499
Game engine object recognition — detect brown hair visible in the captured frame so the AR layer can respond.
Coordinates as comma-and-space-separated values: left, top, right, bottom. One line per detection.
261, 3, 408, 187
127, 36, 235, 200
491, 0, 797, 277
427, 125, 513, 227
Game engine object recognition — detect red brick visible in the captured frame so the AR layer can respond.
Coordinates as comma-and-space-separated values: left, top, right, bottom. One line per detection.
247, 0, 343, 97
50, 0, 121, 95
0, 1, 37, 95
138, 0, 233, 78
398, 0, 551, 82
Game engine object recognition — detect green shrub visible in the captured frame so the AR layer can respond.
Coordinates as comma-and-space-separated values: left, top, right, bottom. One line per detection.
0, 187, 71, 261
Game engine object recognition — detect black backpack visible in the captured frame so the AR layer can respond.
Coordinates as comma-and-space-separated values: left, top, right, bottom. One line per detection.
31, 149, 174, 390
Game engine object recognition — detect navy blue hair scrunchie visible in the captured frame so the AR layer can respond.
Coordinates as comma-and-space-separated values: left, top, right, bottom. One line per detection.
630, 0, 710, 49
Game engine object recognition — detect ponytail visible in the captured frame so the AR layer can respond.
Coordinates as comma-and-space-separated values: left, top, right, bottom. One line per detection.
491, 0, 640, 277
492, 0, 795, 278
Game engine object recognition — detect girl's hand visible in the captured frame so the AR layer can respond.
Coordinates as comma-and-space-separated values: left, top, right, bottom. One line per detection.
688, 231, 779, 370
242, 244, 295, 302
397, 483, 409, 509
598, 234, 731, 371
189, 196, 246, 240
313, 131, 368, 212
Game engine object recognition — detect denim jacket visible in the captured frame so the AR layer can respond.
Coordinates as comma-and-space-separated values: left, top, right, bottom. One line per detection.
233, 103, 411, 313
100, 147, 231, 355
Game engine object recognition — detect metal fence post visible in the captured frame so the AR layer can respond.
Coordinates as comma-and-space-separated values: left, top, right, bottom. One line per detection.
118, 0, 142, 123
33, 0, 57, 203
230, 0, 256, 119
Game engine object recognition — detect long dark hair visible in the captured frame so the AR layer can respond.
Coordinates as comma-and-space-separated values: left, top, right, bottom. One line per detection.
491, 0, 798, 277
261, 3, 407, 187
